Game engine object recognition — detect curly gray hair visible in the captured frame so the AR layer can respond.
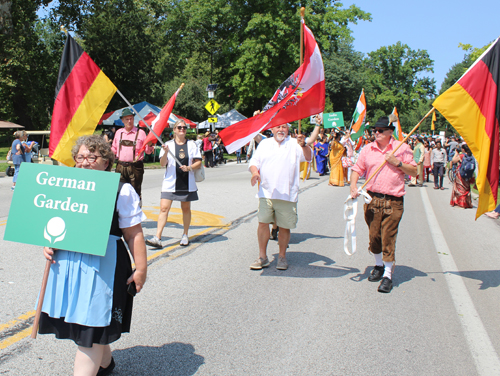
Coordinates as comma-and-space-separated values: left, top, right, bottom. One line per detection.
71, 135, 115, 171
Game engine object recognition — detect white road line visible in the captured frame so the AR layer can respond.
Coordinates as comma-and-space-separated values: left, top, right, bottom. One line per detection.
420, 188, 500, 375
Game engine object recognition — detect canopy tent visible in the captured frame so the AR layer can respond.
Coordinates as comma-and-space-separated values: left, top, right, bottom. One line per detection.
0, 121, 24, 129
197, 109, 247, 130
99, 101, 178, 127
174, 114, 197, 128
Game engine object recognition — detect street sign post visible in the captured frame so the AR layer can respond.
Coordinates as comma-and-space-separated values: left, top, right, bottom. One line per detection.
208, 116, 218, 123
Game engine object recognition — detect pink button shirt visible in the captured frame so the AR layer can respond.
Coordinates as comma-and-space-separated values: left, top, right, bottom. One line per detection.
352, 138, 416, 197
111, 127, 153, 162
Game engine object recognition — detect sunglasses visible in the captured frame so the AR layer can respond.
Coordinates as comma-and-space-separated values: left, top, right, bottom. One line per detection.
374, 128, 389, 133
176, 126, 187, 130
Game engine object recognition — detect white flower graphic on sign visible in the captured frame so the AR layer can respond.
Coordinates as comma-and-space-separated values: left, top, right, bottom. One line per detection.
44, 217, 66, 244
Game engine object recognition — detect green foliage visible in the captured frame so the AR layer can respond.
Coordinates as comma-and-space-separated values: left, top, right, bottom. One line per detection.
323, 40, 368, 118
0, 0, 61, 130
364, 42, 436, 120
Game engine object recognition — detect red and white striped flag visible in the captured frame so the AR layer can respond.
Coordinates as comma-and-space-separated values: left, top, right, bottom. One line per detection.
220, 21, 325, 153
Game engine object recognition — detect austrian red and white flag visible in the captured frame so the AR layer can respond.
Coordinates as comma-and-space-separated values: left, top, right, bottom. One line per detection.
137, 87, 181, 154
220, 20, 325, 153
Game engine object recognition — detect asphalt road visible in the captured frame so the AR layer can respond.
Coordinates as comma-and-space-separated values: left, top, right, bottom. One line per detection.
1, 162, 500, 375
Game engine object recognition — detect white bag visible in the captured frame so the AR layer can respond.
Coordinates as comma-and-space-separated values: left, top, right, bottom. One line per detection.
194, 164, 205, 182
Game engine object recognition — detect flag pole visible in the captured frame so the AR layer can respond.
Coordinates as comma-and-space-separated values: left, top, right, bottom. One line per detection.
360, 107, 436, 190
31, 259, 52, 338
116, 84, 184, 160
298, 7, 305, 135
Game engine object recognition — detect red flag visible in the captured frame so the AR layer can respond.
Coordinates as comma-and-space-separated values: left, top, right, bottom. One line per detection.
137, 86, 182, 154
220, 21, 325, 153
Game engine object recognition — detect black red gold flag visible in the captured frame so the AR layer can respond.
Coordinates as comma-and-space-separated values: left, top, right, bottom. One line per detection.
49, 35, 116, 166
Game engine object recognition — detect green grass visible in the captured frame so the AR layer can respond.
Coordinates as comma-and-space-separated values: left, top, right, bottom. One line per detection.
0, 146, 9, 160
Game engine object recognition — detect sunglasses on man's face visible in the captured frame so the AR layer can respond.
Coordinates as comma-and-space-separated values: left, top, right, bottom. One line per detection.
374, 128, 389, 133
177, 126, 187, 130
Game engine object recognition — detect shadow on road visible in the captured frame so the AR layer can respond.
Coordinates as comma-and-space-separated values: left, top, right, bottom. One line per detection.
450, 270, 500, 290
289, 232, 342, 245
113, 342, 204, 376
350, 265, 427, 288
258, 251, 359, 278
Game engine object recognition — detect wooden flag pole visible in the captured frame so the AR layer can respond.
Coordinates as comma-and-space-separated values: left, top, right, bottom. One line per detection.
31, 259, 52, 339
298, 7, 305, 134
360, 107, 436, 190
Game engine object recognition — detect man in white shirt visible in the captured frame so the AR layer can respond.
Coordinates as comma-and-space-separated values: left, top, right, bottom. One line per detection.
248, 123, 312, 270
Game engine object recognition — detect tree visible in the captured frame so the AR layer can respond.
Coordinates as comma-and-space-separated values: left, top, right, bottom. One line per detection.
323, 40, 369, 122
364, 42, 436, 126
0, 0, 60, 130
157, 0, 371, 117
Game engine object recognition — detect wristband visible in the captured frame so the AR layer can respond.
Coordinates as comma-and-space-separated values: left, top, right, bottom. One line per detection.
397, 161, 403, 168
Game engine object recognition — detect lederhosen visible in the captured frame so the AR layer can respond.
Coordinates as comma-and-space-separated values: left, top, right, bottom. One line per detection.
115, 130, 145, 198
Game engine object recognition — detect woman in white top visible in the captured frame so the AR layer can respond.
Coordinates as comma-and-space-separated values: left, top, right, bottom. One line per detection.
146, 120, 202, 248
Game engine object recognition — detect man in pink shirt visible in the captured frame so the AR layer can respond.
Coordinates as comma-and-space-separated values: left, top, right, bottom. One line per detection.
111, 108, 153, 198
350, 116, 417, 293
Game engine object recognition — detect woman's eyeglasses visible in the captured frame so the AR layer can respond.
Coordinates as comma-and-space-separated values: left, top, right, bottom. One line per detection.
177, 126, 187, 130
74, 154, 102, 163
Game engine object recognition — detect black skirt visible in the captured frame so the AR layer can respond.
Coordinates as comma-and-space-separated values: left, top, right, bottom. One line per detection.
38, 239, 134, 348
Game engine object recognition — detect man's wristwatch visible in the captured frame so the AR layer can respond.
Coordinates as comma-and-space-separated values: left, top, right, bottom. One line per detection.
397, 161, 403, 168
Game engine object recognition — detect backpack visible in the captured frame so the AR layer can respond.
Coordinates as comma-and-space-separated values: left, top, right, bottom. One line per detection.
459, 155, 475, 180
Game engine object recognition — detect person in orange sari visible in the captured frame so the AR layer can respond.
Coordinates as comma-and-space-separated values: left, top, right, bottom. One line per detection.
450, 144, 475, 208
328, 129, 345, 186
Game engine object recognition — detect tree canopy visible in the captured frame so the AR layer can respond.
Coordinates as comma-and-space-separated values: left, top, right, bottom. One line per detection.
0, 0, 447, 139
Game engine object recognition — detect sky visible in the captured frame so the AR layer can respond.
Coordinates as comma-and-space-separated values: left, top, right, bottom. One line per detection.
341, 0, 500, 90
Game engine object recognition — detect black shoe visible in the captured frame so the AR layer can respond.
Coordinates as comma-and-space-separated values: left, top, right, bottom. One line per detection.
378, 277, 393, 293
270, 227, 279, 240
97, 357, 115, 376
368, 266, 384, 282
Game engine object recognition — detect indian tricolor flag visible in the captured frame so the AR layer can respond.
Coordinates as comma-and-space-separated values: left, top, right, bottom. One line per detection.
433, 37, 500, 219
349, 89, 366, 141
391, 107, 403, 141
49, 35, 117, 166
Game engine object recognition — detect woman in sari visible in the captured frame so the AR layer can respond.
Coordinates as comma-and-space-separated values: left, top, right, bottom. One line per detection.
450, 144, 474, 208
314, 135, 329, 176
328, 130, 345, 186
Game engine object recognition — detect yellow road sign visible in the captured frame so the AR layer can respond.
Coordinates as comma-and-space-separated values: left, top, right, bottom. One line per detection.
208, 117, 218, 123
205, 99, 220, 115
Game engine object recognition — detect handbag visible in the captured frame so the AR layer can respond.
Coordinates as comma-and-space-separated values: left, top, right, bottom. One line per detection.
194, 164, 205, 182
341, 156, 354, 168
6, 166, 14, 177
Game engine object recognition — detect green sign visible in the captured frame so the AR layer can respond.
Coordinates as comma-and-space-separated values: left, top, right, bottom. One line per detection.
4, 163, 120, 256
323, 112, 345, 128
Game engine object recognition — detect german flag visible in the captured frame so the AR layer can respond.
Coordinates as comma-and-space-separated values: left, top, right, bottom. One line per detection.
49, 35, 116, 166
433, 37, 500, 219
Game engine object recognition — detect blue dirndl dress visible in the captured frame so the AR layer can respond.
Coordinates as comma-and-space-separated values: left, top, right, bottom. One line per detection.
38, 186, 136, 348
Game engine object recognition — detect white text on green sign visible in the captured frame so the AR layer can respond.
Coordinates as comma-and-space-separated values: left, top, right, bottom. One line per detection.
4, 163, 120, 256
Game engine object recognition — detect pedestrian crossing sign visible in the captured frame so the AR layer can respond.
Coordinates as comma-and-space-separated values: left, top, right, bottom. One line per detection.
205, 99, 220, 115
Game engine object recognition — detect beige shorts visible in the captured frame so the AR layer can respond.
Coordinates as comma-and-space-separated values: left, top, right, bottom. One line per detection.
258, 198, 298, 229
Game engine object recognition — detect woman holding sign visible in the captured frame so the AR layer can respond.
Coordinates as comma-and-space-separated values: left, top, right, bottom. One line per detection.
39, 135, 147, 376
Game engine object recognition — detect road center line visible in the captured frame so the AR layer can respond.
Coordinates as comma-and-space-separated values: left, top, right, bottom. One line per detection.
420, 188, 500, 375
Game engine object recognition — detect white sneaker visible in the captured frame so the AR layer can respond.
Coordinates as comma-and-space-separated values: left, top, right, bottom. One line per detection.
180, 234, 189, 246
145, 236, 162, 248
